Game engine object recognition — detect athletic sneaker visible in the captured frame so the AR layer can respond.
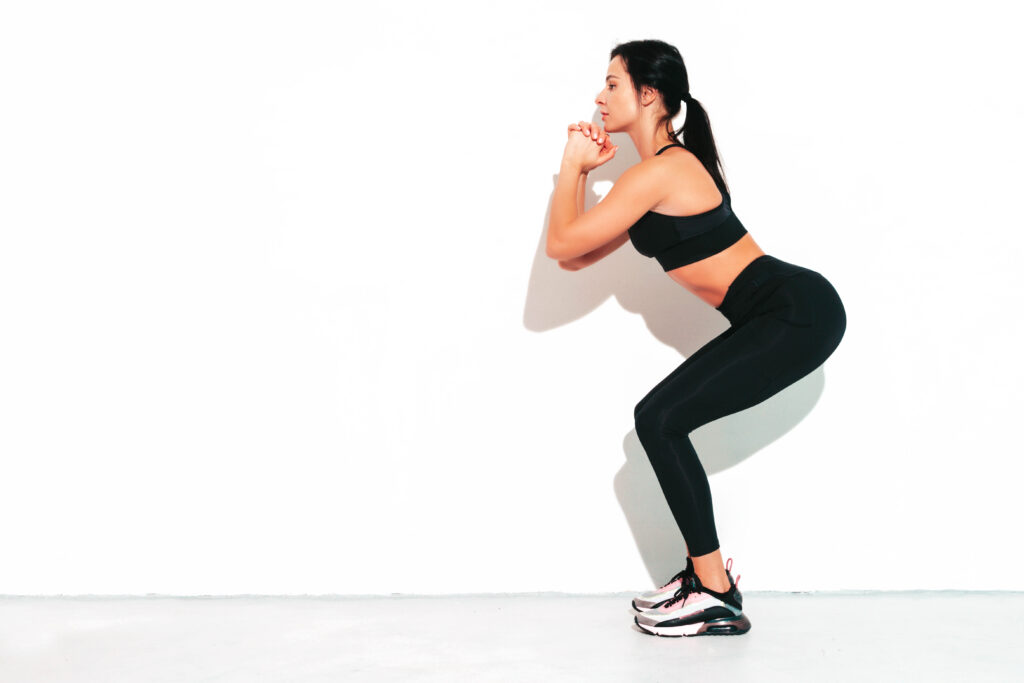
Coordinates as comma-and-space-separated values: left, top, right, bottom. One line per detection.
634, 562, 751, 637
632, 556, 740, 613
631, 557, 695, 612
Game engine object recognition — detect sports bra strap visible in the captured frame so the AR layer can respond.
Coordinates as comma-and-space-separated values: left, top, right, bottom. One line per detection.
654, 142, 685, 156
712, 173, 731, 206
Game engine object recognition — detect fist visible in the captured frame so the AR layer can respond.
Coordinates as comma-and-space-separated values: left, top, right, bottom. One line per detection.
564, 120, 618, 172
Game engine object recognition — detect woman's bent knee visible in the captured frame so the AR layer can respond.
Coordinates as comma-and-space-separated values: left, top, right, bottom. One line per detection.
635, 403, 696, 447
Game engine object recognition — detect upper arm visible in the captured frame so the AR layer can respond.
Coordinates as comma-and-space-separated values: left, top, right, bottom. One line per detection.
546, 163, 666, 261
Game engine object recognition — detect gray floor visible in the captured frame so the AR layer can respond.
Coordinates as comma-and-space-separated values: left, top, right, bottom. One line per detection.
1, 592, 1021, 682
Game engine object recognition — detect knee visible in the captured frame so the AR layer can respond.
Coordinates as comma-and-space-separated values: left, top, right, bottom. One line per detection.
635, 399, 697, 446
634, 401, 671, 445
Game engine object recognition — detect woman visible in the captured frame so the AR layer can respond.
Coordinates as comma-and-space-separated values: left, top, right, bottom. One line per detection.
546, 40, 847, 638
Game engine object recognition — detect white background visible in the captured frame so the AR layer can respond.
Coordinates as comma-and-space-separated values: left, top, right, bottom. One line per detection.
1, 0, 1020, 595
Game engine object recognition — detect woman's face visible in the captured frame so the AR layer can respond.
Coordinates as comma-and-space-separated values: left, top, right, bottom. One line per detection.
595, 56, 638, 132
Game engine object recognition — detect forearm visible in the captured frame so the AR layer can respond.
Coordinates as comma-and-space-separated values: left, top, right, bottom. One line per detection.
547, 161, 585, 258
577, 170, 587, 215
557, 172, 589, 270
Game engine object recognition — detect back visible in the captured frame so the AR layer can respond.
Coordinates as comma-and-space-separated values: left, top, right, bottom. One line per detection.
627, 143, 747, 270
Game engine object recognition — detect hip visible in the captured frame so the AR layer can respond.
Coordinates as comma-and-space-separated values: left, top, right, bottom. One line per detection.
715, 254, 846, 333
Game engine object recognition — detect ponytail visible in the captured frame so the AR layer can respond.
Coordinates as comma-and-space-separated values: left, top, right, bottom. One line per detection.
610, 40, 730, 195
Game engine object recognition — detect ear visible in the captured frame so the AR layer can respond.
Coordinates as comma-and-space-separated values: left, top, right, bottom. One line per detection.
640, 85, 660, 106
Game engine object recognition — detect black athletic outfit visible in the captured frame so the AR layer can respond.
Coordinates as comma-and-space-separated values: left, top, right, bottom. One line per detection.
629, 143, 847, 557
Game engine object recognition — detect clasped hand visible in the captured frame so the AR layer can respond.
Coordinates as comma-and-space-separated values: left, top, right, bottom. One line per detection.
563, 120, 618, 173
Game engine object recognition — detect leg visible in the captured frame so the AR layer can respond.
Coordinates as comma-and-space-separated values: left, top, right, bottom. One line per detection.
691, 548, 731, 592
632, 325, 741, 578
633, 324, 740, 422
635, 285, 844, 589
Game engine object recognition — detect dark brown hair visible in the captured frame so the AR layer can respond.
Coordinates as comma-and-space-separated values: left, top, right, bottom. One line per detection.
610, 39, 729, 194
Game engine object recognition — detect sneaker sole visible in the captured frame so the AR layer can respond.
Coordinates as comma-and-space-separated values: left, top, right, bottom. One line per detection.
633, 613, 752, 637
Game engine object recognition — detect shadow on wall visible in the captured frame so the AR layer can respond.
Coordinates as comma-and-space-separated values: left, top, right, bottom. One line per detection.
522, 128, 829, 588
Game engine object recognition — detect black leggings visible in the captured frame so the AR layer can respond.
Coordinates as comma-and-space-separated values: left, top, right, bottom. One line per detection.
633, 255, 847, 557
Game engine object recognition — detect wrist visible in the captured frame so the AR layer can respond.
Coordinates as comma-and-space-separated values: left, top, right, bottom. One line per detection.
561, 160, 585, 176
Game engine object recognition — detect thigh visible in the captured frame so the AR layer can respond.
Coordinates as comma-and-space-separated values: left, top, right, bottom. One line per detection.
634, 324, 740, 419
637, 312, 824, 434
636, 270, 846, 430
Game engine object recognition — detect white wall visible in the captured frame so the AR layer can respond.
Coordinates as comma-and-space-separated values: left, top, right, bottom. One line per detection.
1, 0, 1020, 595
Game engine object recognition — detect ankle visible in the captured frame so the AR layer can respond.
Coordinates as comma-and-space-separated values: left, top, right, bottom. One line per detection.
690, 549, 731, 592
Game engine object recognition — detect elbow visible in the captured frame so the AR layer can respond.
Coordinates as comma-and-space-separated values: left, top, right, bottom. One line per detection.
547, 232, 581, 261
546, 236, 566, 261
546, 220, 576, 260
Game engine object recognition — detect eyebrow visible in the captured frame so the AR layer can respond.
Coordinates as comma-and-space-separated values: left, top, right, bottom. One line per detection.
606, 75, 619, 81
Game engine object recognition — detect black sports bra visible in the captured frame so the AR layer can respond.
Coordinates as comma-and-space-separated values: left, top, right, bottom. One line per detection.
627, 143, 748, 270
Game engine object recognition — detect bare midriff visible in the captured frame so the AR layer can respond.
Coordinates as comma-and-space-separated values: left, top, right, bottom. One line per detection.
664, 233, 767, 309
649, 147, 768, 308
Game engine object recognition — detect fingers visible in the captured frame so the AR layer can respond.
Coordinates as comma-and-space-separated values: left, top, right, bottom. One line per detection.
591, 125, 614, 154
569, 122, 590, 142
573, 121, 609, 144
568, 121, 616, 156
573, 121, 603, 141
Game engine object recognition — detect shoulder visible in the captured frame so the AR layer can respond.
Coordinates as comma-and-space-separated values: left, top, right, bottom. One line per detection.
602, 158, 672, 215
655, 145, 705, 173
652, 146, 723, 200
625, 146, 703, 184
614, 153, 676, 194
608, 149, 701, 206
